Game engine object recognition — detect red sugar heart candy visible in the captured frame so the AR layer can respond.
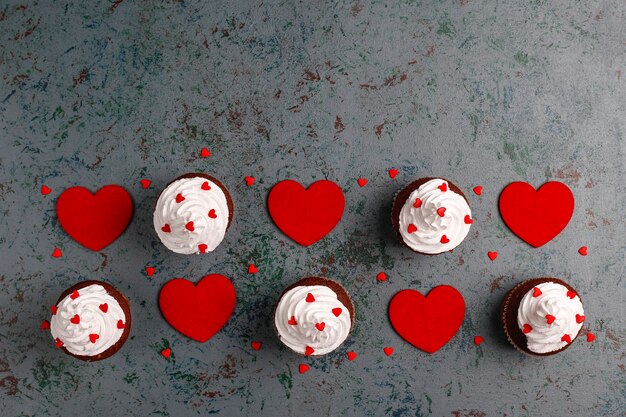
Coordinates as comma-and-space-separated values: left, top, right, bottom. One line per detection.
473, 186, 482, 196
145, 266, 156, 277
315, 322, 326, 331
304, 346, 314, 356
305, 293, 315, 302
70, 290, 79, 299
332, 308, 342, 317
438, 183, 447, 192
376, 272, 387, 282
464, 214, 473, 224
198, 244, 208, 253
208, 209, 217, 218
288, 316, 297, 325
41, 320, 50, 330
175, 193, 185, 203
437, 207, 446, 217
413, 198, 422, 208
52, 247, 62, 258
251, 341, 262, 351
161, 348, 171, 358
299, 364, 310, 374
532, 287, 542, 297
561, 334, 571, 343
140, 179, 151, 189
576, 314, 585, 323
357, 178, 368, 187
473, 336, 484, 346
117, 320, 125, 329
440, 235, 450, 244
244, 176, 255, 186
51, 305, 58, 315
586, 333, 595, 342
248, 264, 258, 274
99, 303, 108, 313
383, 347, 394, 356
487, 251, 498, 261
546, 314, 556, 324
185, 221, 195, 232
41, 185, 52, 195
55, 338, 64, 348
388, 169, 399, 179
161, 224, 171, 233
201, 181, 211, 191
347, 351, 357, 361
70, 314, 80, 324
567, 290, 577, 299
200, 147, 210, 158
523, 323, 532, 333
578, 246, 588, 256
89, 333, 99, 343
407, 224, 417, 234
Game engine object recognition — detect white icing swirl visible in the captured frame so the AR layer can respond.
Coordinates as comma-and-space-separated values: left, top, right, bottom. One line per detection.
517, 282, 584, 354
50, 284, 126, 356
153, 176, 230, 254
398, 178, 472, 254
275, 285, 351, 355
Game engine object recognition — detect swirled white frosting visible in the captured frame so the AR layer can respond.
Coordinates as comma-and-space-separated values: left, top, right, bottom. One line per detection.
398, 179, 472, 254
153, 176, 230, 254
517, 282, 584, 354
50, 284, 126, 356
275, 285, 351, 355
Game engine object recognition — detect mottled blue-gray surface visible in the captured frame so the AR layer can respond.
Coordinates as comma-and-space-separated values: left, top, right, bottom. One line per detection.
1, 0, 625, 416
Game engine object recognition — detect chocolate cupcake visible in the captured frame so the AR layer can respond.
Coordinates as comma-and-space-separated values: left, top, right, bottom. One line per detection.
501, 278, 585, 356
49, 280, 131, 361
274, 277, 354, 356
153, 174, 234, 254
391, 177, 472, 255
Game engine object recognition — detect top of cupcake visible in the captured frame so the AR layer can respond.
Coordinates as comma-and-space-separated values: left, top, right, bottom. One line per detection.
274, 284, 352, 356
50, 283, 127, 357
398, 178, 472, 254
516, 281, 584, 354
154, 176, 230, 254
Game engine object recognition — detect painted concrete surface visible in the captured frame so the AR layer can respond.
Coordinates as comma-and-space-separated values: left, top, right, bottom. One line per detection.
1, 0, 624, 416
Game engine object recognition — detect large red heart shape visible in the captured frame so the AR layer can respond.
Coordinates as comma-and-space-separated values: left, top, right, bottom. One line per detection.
389, 285, 465, 354
499, 181, 574, 247
267, 180, 345, 246
56, 185, 133, 251
159, 274, 236, 342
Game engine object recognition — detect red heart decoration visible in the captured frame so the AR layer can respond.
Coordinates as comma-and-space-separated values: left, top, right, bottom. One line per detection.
389, 285, 465, 354
267, 180, 345, 246
159, 274, 236, 343
499, 181, 574, 247
56, 185, 133, 251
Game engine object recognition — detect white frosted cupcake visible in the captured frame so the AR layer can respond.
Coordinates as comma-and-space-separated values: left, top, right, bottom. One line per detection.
274, 277, 354, 356
153, 174, 234, 254
391, 177, 472, 254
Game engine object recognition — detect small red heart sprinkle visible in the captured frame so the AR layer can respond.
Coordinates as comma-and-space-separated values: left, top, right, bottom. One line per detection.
407, 224, 418, 233
566, 290, 577, 299
70, 314, 80, 324
473, 186, 483, 195
55, 338, 64, 348
413, 198, 422, 208
70, 290, 79, 300
52, 247, 62, 258
161, 347, 171, 358
561, 334, 571, 343
99, 303, 108, 313
140, 179, 151, 189
357, 178, 368, 187
578, 246, 588, 256
251, 341, 262, 351
248, 264, 258, 274
41, 185, 52, 195
201, 181, 211, 191
299, 364, 310, 374
464, 214, 473, 224
388, 169, 399, 179
145, 266, 156, 277
304, 346, 314, 356
185, 221, 195, 232
532, 287, 542, 297
288, 316, 297, 325
41, 320, 50, 330
208, 209, 217, 218
586, 333, 595, 342
175, 193, 185, 203
440, 235, 450, 244
315, 322, 326, 331
245, 176, 255, 186
437, 207, 446, 217
347, 351, 357, 361
546, 314, 556, 324
523, 323, 532, 333
200, 147, 210, 158
117, 320, 125, 329
438, 183, 447, 192
473, 336, 484, 346
487, 251, 498, 261
376, 272, 387, 282
383, 347, 394, 356
51, 305, 58, 315
576, 314, 585, 323
305, 293, 315, 302
198, 243, 208, 253
161, 224, 171, 233
89, 333, 99, 343
332, 308, 342, 317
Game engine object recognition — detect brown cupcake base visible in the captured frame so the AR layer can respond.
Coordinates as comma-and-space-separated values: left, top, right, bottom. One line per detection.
500, 277, 583, 357
54, 280, 132, 362
391, 177, 470, 255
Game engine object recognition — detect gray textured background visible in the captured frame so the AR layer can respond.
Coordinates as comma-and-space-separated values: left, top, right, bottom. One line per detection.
1, 0, 625, 416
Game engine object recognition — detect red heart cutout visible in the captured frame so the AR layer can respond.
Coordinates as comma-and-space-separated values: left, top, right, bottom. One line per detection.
56, 185, 133, 251
389, 285, 465, 354
159, 274, 236, 342
499, 181, 574, 247
267, 180, 345, 246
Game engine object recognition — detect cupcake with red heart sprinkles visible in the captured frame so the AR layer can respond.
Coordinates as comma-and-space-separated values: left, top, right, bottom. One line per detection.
391, 177, 472, 255
49, 280, 131, 361
501, 278, 585, 356
274, 277, 354, 356
154, 174, 234, 254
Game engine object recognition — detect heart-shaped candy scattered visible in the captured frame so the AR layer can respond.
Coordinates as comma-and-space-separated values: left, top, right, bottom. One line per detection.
244, 176, 255, 186
52, 247, 62, 258
586, 333, 595, 342
578, 246, 588, 256
389, 169, 399, 179
70, 314, 80, 324
41, 320, 50, 330
305, 293, 315, 302
200, 147, 210, 158
383, 347, 394, 356
248, 264, 258, 274
357, 178, 368, 187
145, 266, 156, 277
487, 251, 498, 261
473, 336, 484, 346
332, 308, 342, 317
161, 347, 171, 358
304, 346, 314, 356
117, 320, 125, 329
251, 341, 262, 351
473, 186, 482, 196
376, 272, 387, 282
41, 185, 52, 195
298, 364, 310, 374
89, 333, 99, 343
99, 303, 108, 313
315, 322, 326, 331
347, 351, 357, 361
140, 179, 151, 189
